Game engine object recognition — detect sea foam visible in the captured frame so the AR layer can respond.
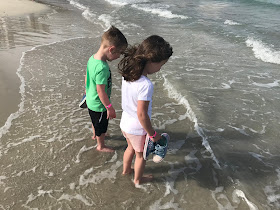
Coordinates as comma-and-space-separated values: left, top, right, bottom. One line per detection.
224, 19, 241, 26
131, 4, 188, 19
163, 75, 220, 168
264, 168, 280, 208
246, 37, 280, 65
253, 80, 280, 88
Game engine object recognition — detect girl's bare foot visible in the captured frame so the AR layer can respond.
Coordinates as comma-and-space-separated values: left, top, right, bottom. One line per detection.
122, 168, 134, 175
96, 146, 114, 153
134, 174, 153, 185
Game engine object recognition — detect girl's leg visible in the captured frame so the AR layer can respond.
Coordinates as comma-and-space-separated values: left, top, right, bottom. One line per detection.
122, 138, 135, 175
134, 151, 153, 185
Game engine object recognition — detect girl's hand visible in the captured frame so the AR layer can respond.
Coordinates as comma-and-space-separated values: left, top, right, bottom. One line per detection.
107, 106, 116, 119
151, 132, 161, 142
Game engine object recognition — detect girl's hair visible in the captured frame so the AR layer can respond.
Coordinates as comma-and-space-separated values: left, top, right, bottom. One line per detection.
118, 35, 173, 81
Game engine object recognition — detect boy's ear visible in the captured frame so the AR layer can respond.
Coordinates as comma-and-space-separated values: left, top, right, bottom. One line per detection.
109, 46, 116, 54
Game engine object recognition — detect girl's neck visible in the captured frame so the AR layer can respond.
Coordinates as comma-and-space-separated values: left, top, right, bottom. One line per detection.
142, 72, 148, 77
142, 66, 148, 77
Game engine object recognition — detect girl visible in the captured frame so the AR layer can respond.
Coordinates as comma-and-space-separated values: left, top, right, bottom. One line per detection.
118, 35, 173, 185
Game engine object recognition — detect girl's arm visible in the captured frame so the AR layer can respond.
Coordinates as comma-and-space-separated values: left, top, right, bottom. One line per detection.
97, 84, 116, 119
137, 100, 160, 142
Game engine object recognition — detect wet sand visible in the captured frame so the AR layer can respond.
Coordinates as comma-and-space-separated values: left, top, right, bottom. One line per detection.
0, 0, 49, 17
0, 0, 51, 127
0, 2, 216, 209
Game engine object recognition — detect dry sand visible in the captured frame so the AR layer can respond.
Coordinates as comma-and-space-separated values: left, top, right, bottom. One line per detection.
0, 0, 49, 17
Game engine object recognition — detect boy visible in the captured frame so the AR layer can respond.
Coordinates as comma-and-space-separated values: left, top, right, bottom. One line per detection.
86, 26, 128, 152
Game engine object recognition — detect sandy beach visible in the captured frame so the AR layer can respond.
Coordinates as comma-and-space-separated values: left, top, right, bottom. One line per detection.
0, 0, 51, 127
1, 0, 279, 209
0, 0, 49, 17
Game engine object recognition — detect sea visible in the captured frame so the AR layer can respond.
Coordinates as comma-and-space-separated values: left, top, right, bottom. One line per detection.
0, 0, 279, 209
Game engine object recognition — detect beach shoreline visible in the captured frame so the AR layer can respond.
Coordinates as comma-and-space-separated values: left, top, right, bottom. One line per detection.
0, 0, 51, 127
0, 0, 49, 17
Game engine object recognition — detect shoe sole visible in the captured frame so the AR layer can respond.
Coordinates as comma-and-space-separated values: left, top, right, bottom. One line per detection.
143, 135, 151, 160
79, 95, 87, 108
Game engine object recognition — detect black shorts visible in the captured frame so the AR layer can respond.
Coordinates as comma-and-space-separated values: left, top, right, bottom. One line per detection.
88, 109, 108, 137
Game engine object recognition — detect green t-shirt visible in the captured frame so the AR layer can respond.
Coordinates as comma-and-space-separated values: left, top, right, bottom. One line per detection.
86, 56, 112, 112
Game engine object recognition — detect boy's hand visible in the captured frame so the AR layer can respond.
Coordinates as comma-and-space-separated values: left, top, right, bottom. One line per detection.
107, 106, 116, 119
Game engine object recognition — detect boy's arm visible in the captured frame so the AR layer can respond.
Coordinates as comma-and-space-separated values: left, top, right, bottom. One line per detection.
137, 100, 160, 142
96, 84, 116, 119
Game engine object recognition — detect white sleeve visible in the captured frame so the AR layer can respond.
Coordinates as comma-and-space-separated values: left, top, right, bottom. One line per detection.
138, 82, 154, 101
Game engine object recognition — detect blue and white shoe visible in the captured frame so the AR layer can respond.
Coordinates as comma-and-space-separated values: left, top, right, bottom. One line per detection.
153, 133, 169, 163
79, 93, 87, 108
143, 135, 156, 160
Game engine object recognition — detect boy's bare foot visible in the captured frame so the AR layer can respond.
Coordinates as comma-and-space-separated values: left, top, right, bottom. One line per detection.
134, 174, 153, 185
122, 168, 134, 175
96, 146, 114, 153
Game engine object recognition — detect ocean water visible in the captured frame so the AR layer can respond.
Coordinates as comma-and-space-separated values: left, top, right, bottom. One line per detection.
0, 0, 280, 209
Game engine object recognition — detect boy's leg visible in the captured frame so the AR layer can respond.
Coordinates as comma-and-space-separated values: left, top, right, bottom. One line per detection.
88, 109, 113, 152
92, 124, 108, 140
91, 124, 96, 140
123, 138, 135, 175
96, 133, 114, 152
134, 151, 153, 185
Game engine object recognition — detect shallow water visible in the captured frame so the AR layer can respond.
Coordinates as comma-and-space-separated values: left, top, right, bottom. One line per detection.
0, 0, 280, 209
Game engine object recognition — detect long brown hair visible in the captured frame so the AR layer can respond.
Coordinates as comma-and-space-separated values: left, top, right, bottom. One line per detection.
118, 35, 173, 81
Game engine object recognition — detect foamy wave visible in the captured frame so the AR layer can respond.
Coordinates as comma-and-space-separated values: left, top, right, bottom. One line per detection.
105, 0, 150, 6
0, 37, 85, 147
228, 125, 249, 136
253, 80, 280, 88
224, 19, 241, 26
0, 50, 27, 140
163, 76, 220, 168
68, 1, 99, 26
185, 150, 202, 172
79, 161, 122, 186
98, 14, 113, 30
58, 194, 95, 206
131, 4, 188, 19
104, 0, 128, 6
221, 83, 231, 89
233, 189, 258, 210
69, 0, 88, 10
212, 187, 258, 210
255, 0, 280, 5
82, 9, 97, 22
68, 0, 109, 29
246, 37, 280, 65
150, 198, 181, 210
264, 168, 280, 208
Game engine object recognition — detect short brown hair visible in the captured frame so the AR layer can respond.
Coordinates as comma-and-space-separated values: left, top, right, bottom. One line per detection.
102, 26, 128, 50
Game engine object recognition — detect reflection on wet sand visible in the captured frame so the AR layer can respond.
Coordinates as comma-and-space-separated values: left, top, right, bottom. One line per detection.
0, 14, 50, 50
0, 12, 51, 127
